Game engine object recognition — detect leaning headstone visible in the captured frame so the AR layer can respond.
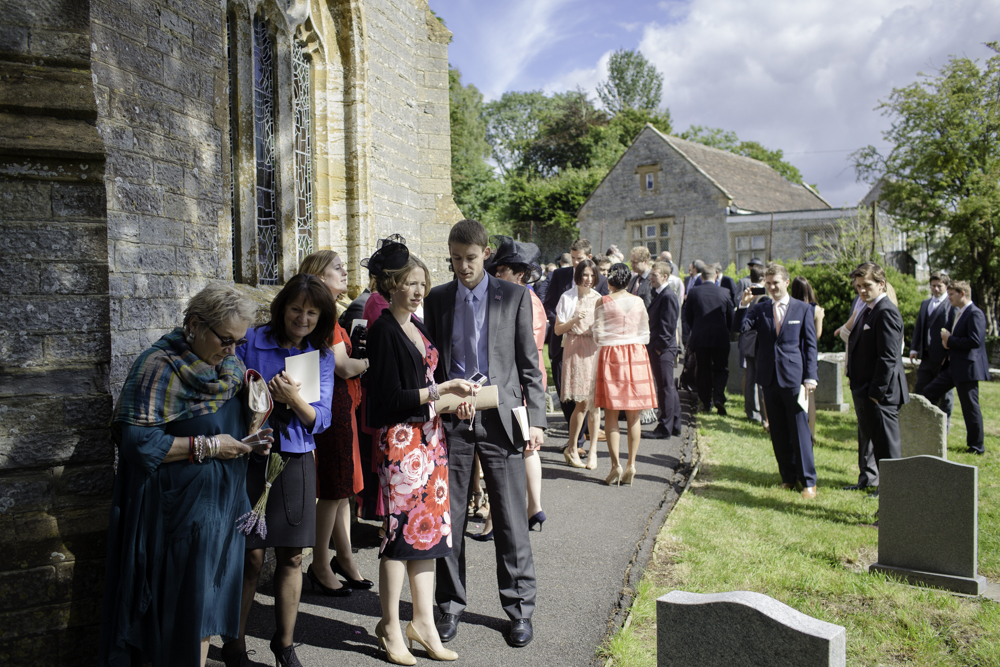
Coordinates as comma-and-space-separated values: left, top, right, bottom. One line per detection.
898, 395, 947, 459
870, 456, 986, 595
727, 341, 743, 395
657, 590, 846, 667
814, 356, 848, 412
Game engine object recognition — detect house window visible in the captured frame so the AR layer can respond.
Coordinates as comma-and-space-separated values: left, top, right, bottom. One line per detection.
805, 229, 837, 263
645, 173, 654, 191
292, 41, 315, 265
629, 219, 672, 256
636, 165, 659, 194
734, 234, 766, 268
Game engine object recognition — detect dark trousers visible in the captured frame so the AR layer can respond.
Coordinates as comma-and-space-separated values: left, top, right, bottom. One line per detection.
692, 345, 729, 408
649, 346, 682, 435
742, 357, 765, 423
761, 384, 816, 487
922, 368, 984, 453
914, 363, 954, 419
853, 389, 902, 470
436, 410, 536, 620
855, 425, 879, 487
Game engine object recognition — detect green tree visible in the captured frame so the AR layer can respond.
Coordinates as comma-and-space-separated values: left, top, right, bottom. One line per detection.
522, 90, 609, 177
482, 91, 555, 178
596, 49, 664, 115
853, 43, 1000, 333
680, 125, 804, 183
449, 67, 494, 217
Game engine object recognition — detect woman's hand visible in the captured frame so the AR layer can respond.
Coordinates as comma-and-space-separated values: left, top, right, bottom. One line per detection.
456, 401, 476, 421
268, 371, 302, 405
215, 434, 254, 459
242, 428, 274, 455
443, 379, 478, 398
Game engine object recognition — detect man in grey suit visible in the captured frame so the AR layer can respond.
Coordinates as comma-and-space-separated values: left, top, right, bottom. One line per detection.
425, 220, 546, 648
909, 274, 955, 419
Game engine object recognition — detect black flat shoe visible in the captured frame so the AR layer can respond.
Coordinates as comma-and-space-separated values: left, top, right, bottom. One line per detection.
306, 564, 352, 597
508, 618, 533, 647
436, 612, 462, 643
470, 530, 493, 542
331, 558, 374, 589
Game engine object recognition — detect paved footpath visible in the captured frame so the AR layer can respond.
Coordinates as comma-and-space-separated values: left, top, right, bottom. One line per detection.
209, 395, 697, 667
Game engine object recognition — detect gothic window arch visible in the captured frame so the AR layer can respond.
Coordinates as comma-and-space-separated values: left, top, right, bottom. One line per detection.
224, 2, 318, 285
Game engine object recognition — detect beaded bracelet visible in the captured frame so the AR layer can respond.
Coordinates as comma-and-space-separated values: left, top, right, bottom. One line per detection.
427, 381, 441, 401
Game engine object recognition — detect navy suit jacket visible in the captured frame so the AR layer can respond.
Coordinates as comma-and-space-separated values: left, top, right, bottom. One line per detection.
945, 303, 990, 383
648, 286, 680, 356
734, 297, 817, 389
910, 297, 955, 368
684, 282, 733, 350
847, 296, 909, 406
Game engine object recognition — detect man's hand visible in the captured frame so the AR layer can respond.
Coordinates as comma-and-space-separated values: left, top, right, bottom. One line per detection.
940, 328, 951, 349
740, 287, 754, 307
528, 426, 545, 450
909, 351, 918, 361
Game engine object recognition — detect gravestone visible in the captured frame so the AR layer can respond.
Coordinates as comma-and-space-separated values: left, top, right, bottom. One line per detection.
727, 341, 743, 395
657, 590, 846, 667
870, 456, 986, 595
814, 356, 848, 412
898, 395, 947, 459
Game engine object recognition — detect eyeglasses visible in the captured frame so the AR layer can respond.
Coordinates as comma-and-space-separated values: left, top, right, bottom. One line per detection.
203, 321, 247, 348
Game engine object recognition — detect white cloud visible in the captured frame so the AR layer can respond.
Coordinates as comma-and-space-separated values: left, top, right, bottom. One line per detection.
543, 0, 1000, 206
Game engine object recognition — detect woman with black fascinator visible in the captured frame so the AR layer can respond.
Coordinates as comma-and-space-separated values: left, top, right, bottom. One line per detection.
365, 238, 477, 664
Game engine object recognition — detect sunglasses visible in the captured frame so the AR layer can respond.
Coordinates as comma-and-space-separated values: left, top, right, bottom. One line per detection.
202, 320, 248, 348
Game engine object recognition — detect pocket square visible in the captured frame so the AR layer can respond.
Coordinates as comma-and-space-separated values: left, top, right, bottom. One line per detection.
863, 324, 871, 331
787, 320, 800, 325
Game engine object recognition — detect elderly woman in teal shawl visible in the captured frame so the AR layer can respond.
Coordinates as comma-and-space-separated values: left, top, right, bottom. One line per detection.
99, 283, 272, 667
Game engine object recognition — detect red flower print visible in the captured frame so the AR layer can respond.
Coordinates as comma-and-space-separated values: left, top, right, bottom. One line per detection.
386, 424, 420, 461
427, 465, 449, 517
403, 506, 442, 550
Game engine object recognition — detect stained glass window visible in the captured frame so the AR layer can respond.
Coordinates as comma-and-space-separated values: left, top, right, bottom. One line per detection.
227, 14, 238, 279
253, 15, 279, 285
292, 41, 315, 265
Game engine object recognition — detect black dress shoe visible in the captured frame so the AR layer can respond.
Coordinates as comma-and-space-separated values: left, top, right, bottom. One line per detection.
714, 403, 727, 416
436, 612, 461, 643
842, 483, 870, 491
966, 447, 985, 455
647, 427, 670, 439
508, 618, 533, 647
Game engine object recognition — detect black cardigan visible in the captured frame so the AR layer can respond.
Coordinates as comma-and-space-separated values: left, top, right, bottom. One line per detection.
366, 309, 434, 429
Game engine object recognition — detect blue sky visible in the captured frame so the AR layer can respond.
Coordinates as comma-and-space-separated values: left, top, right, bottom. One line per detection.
429, 0, 1000, 207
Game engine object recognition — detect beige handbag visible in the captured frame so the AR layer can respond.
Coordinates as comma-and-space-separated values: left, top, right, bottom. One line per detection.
245, 368, 273, 434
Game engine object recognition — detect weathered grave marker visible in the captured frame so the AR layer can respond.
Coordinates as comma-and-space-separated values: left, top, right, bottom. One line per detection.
898, 395, 947, 459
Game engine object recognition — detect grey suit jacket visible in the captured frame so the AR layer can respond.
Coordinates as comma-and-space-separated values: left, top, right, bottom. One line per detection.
424, 274, 547, 449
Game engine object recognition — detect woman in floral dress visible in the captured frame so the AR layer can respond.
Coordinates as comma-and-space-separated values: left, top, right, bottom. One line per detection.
364, 238, 476, 664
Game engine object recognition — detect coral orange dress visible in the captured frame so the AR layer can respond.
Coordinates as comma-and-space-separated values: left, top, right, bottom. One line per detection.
593, 293, 657, 411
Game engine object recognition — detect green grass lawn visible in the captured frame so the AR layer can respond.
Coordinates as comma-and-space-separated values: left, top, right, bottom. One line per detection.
603, 381, 1000, 666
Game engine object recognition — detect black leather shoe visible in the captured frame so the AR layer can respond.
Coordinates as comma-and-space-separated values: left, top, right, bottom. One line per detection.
508, 618, 533, 647
647, 427, 670, 439
436, 612, 461, 643
842, 483, 870, 491
714, 403, 727, 417
966, 447, 984, 456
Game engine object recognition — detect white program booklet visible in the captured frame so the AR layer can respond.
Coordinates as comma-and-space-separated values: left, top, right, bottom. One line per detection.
797, 385, 809, 413
285, 349, 321, 404
512, 405, 530, 443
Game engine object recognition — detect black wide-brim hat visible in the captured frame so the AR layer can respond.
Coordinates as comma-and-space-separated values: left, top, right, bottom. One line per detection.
486, 235, 541, 276
361, 234, 409, 277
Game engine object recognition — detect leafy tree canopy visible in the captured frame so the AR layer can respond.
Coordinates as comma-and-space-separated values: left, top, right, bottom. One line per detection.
853, 42, 1000, 332
482, 91, 555, 178
680, 125, 803, 183
596, 48, 664, 115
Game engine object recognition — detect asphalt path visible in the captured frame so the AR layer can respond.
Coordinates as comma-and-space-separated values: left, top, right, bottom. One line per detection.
208, 394, 697, 667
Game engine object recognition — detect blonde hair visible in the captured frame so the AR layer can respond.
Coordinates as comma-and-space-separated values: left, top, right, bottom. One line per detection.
630, 246, 651, 263
374, 256, 432, 300
184, 282, 257, 329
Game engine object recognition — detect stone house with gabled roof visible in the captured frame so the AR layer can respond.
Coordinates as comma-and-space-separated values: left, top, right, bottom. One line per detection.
577, 124, 835, 273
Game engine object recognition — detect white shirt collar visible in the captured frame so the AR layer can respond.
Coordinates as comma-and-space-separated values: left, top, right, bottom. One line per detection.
655, 283, 667, 295
956, 301, 973, 320
776, 294, 790, 307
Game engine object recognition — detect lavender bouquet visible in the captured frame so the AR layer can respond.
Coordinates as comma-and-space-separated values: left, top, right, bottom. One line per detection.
236, 452, 287, 539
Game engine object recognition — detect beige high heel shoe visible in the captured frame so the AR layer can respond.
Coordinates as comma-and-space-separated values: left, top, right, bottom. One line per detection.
605, 465, 623, 486
621, 465, 637, 486
406, 622, 458, 661
563, 447, 586, 469
375, 621, 416, 666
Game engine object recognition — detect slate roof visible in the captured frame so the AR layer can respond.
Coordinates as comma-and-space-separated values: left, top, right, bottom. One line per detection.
648, 125, 830, 213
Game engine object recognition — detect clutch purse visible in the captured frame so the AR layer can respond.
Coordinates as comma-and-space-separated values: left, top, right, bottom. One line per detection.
245, 368, 273, 434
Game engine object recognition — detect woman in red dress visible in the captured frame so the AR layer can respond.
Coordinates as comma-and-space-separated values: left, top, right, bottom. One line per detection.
593, 263, 657, 486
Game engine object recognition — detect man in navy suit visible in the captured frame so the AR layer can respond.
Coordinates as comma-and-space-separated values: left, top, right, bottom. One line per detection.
542, 239, 608, 430
909, 274, 956, 419
684, 264, 733, 414
735, 263, 819, 498
847, 262, 909, 494
647, 261, 682, 438
920, 279, 990, 455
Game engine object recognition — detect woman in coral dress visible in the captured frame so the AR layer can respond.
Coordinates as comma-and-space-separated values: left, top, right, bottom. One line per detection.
364, 238, 476, 664
593, 263, 657, 486
554, 258, 602, 469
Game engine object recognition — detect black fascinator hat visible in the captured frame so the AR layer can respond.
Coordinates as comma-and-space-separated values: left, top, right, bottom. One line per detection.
361, 234, 409, 278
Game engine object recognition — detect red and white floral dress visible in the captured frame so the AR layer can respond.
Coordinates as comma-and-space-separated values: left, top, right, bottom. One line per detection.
376, 331, 452, 560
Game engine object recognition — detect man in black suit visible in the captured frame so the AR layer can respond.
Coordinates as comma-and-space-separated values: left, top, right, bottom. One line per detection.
921, 279, 990, 454
542, 239, 609, 429
735, 263, 819, 498
715, 262, 740, 304
847, 262, 909, 494
647, 261, 682, 438
684, 264, 733, 414
425, 220, 546, 647
627, 246, 653, 308
909, 274, 956, 419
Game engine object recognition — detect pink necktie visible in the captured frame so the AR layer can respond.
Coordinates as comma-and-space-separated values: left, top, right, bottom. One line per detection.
774, 302, 784, 335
